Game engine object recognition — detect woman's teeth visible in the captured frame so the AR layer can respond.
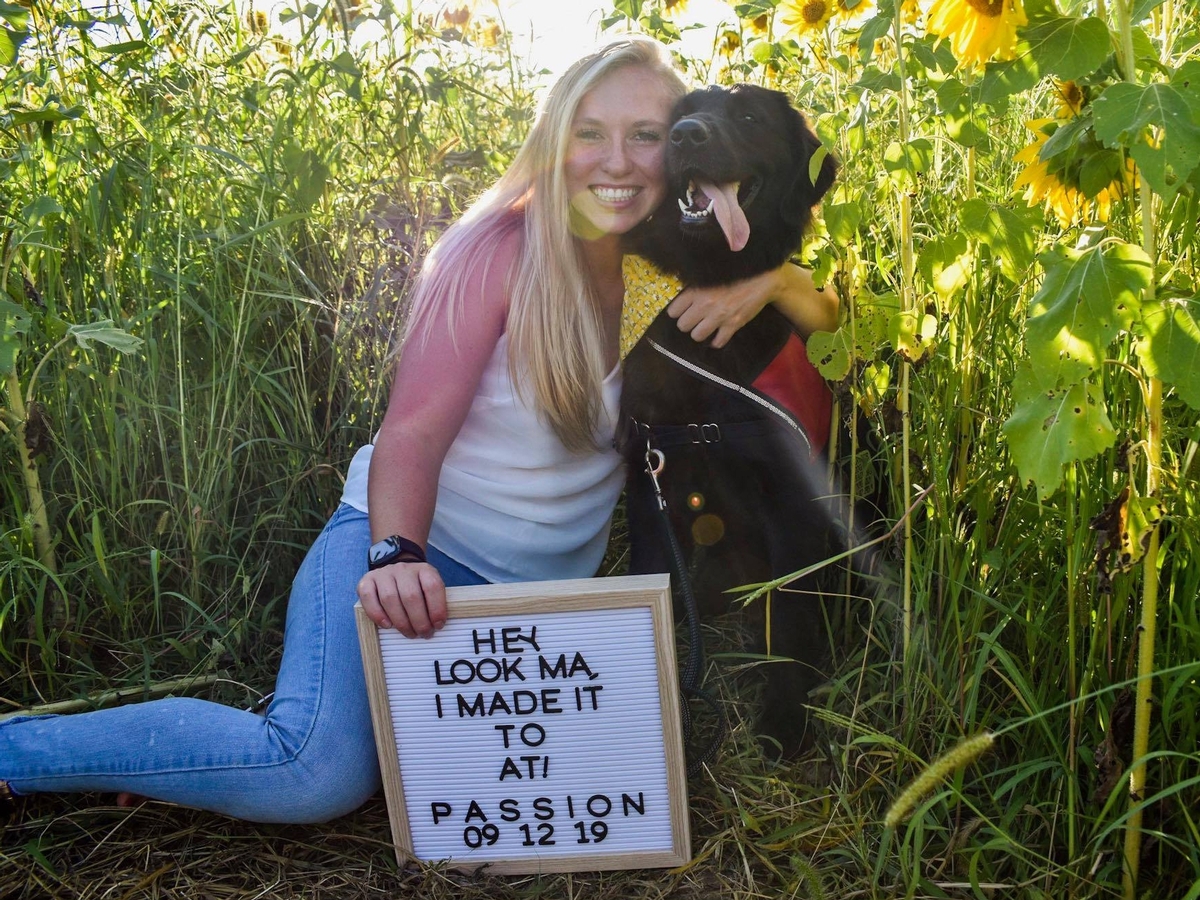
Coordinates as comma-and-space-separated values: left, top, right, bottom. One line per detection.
592, 186, 640, 202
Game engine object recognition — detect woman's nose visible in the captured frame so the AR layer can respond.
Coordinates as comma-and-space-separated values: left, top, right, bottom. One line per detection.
601, 140, 633, 175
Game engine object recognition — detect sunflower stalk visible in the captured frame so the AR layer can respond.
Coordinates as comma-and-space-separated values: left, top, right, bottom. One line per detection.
1113, 0, 1163, 896
890, 0, 916, 665
2, 370, 57, 578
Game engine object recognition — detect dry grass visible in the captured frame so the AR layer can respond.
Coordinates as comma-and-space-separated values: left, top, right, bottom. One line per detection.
1, 623, 864, 900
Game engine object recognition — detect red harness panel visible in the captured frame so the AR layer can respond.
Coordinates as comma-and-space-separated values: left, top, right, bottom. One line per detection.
750, 332, 832, 457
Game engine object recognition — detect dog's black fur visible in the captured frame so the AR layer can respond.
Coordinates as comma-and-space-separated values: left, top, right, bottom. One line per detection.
621, 84, 839, 759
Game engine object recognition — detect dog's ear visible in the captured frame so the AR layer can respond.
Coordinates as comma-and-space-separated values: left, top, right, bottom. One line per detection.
783, 107, 838, 226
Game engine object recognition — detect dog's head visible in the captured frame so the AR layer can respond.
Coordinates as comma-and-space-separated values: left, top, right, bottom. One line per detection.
633, 84, 837, 285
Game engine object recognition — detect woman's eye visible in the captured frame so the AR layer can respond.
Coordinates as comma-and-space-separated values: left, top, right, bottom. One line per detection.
633, 130, 662, 143
575, 129, 603, 141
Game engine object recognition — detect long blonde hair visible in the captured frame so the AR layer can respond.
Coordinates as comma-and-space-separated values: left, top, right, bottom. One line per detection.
404, 38, 687, 452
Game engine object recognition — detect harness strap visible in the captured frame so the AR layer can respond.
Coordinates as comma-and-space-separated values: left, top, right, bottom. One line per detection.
642, 441, 727, 777
646, 338, 814, 455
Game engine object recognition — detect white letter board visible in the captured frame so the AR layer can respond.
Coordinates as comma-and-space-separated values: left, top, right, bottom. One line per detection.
355, 573, 690, 873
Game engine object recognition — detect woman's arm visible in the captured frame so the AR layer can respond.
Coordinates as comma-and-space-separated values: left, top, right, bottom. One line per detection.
356, 230, 517, 638
667, 262, 839, 347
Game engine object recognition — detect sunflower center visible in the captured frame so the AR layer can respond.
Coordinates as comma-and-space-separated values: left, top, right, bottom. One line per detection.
965, 0, 1004, 15
802, 0, 830, 24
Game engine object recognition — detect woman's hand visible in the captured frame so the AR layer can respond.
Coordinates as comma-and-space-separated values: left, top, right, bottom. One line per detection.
357, 562, 448, 639
668, 263, 838, 347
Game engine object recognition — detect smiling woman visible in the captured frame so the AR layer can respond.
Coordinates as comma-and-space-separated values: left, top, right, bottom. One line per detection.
563, 67, 675, 243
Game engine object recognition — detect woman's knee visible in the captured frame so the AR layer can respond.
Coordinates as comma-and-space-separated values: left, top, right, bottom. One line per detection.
253, 718, 381, 824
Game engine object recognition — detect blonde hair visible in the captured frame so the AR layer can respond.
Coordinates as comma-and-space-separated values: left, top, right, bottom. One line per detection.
403, 38, 687, 452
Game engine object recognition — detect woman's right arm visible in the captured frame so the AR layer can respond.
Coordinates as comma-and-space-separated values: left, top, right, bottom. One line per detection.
356, 229, 519, 638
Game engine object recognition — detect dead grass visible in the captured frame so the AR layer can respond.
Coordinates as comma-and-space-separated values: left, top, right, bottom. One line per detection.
1, 645, 861, 900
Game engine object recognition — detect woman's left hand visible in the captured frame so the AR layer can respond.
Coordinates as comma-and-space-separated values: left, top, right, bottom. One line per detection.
667, 262, 837, 348
667, 269, 776, 349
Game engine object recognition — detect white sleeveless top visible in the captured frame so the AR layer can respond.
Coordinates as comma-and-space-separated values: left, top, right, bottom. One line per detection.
340, 332, 625, 583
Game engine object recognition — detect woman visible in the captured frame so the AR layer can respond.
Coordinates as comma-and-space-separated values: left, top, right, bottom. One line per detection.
0, 38, 834, 823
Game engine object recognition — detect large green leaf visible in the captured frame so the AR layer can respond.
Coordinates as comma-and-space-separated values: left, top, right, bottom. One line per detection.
1024, 242, 1152, 388
1092, 81, 1200, 200
1002, 366, 1116, 499
980, 55, 1040, 105
67, 321, 144, 354
958, 199, 1038, 283
1137, 296, 1200, 410
1024, 15, 1113, 82
883, 138, 933, 186
807, 328, 852, 381
917, 233, 973, 304
935, 79, 990, 148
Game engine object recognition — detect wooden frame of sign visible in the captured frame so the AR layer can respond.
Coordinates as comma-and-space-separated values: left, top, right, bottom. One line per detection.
355, 573, 690, 874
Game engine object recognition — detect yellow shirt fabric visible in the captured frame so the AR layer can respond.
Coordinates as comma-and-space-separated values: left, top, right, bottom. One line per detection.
619, 255, 683, 360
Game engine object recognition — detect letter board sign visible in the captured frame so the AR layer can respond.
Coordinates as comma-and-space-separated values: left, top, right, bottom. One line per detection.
355, 574, 690, 873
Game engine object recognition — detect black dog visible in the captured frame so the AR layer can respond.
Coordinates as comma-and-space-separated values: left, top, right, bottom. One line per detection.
621, 84, 839, 759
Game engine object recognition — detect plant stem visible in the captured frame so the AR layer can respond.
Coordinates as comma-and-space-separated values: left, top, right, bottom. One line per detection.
3, 371, 57, 578
891, 1, 916, 663
1115, 0, 1162, 895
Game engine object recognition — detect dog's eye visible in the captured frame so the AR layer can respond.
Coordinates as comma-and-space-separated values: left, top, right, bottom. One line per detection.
742, 113, 756, 123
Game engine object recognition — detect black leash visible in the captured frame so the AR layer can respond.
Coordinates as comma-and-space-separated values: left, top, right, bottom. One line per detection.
643, 442, 726, 776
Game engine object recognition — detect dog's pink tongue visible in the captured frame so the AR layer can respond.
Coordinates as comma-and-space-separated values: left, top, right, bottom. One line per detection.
698, 179, 749, 252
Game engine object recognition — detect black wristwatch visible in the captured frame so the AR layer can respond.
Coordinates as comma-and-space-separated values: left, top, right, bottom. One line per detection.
367, 535, 427, 570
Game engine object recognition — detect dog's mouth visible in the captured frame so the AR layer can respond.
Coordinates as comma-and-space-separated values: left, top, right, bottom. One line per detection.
675, 175, 763, 252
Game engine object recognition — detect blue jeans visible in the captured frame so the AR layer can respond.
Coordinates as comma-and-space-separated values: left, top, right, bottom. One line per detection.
0, 504, 487, 823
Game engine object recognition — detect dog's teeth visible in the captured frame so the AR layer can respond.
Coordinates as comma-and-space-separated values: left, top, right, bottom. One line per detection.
685, 183, 695, 207
678, 197, 689, 214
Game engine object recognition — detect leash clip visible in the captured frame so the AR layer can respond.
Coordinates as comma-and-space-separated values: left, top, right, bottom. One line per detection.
644, 444, 667, 510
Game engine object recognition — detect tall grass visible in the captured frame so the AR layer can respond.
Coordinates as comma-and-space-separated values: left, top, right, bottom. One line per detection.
3, 1, 1199, 899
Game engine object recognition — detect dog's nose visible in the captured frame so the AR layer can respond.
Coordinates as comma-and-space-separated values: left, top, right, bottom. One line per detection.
670, 118, 709, 147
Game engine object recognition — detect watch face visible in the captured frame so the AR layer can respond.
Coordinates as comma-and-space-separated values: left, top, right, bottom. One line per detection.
369, 538, 398, 566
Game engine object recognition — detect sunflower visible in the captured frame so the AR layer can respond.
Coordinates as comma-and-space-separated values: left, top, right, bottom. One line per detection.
1055, 79, 1085, 118
834, 0, 874, 19
664, 0, 690, 12
900, 0, 922, 24
779, 0, 835, 37
926, 0, 1027, 69
747, 13, 770, 34
718, 29, 742, 58
1012, 119, 1123, 227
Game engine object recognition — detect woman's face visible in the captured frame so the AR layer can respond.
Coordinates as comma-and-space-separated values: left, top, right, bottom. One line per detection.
564, 65, 676, 240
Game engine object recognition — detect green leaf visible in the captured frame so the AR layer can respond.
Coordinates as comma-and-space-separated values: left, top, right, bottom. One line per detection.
1171, 59, 1200, 108
0, 27, 17, 66
1002, 366, 1116, 499
613, 0, 642, 19
889, 310, 937, 362
883, 138, 933, 186
935, 79, 990, 148
0, 2, 29, 28
1025, 243, 1151, 388
0, 299, 32, 376
21, 196, 63, 225
68, 321, 144, 354
958, 199, 1038, 283
1130, 0, 1165, 21
917, 233, 973, 304
807, 328, 852, 381
1137, 296, 1200, 410
856, 13, 894, 64
734, 0, 776, 16
823, 201, 861, 245
1024, 15, 1112, 82
1092, 81, 1200, 200
95, 39, 149, 55
980, 55, 1040, 105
